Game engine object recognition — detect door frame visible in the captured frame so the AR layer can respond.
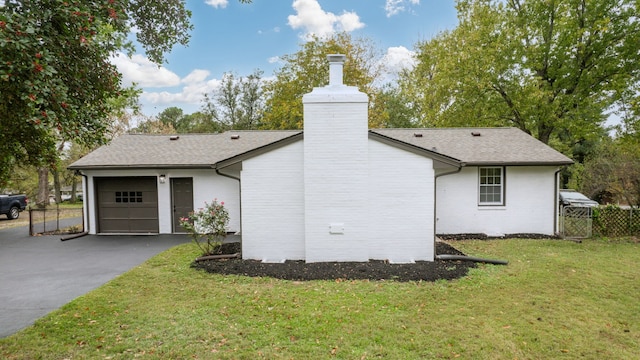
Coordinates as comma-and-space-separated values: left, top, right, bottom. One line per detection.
170, 177, 194, 233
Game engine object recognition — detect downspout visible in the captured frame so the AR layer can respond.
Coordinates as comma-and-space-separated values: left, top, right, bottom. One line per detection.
554, 167, 562, 235
436, 254, 508, 265
61, 170, 89, 241
215, 166, 242, 234
433, 164, 464, 258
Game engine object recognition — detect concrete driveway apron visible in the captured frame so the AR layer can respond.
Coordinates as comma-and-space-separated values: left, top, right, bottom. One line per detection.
0, 223, 189, 338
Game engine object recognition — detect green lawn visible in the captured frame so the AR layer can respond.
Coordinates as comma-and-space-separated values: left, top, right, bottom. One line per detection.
1, 238, 638, 359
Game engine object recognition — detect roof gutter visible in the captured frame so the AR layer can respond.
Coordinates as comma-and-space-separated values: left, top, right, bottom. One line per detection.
67, 164, 214, 171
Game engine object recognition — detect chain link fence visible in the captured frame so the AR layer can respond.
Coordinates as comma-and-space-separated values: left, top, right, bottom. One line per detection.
29, 206, 84, 236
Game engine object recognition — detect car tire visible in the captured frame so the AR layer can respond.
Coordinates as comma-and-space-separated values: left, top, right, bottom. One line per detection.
7, 206, 19, 220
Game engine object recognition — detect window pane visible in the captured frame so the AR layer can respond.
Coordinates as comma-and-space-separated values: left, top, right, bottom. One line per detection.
479, 167, 503, 204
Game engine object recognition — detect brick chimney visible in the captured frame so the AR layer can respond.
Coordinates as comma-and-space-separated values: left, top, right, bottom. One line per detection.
302, 54, 370, 262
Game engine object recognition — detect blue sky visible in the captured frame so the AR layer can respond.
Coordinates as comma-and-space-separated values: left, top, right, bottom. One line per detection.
114, 0, 459, 116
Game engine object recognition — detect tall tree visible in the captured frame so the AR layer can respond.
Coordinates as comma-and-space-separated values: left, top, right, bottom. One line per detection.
0, 0, 251, 186
130, 115, 176, 134
201, 70, 264, 131
261, 32, 384, 130
157, 106, 185, 131
370, 83, 419, 128
179, 111, 218, 133
580, 137, 640, 207
401, 0, 640, 146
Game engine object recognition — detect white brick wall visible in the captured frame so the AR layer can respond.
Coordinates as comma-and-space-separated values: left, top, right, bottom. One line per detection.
368, 140, 435, 262
436, 166, 559, 235
240, 142, 305, 261
303, 89, 370, 262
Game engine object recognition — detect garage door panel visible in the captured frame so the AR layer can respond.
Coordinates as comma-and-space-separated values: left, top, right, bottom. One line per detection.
129, 208, 158, 218
96, 177, 159, 233
131, 220, 159, 232
99, 220, 131, 233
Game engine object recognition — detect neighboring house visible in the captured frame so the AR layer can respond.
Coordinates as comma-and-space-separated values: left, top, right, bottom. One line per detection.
69, 55, 572, 263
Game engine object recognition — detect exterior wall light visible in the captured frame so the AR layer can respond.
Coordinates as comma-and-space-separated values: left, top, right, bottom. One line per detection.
159, 175, 166, 184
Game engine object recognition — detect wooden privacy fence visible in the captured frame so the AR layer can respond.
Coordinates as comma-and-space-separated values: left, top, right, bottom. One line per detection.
592, 206, 640, 237
29, 206, 84, 236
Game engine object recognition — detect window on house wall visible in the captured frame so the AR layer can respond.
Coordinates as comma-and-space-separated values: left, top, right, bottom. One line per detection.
479, 167, 504, 205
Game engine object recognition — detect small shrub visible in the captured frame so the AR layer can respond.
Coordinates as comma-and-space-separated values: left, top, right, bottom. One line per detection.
66, 225, 80, 234
179, 199, 229, 256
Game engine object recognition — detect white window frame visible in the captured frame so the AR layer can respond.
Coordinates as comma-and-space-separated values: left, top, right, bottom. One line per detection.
478, 167, 504, 206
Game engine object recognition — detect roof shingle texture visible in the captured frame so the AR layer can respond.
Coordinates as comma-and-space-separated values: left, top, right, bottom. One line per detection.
69, 127, 572, 169
69, 131, 302, 169
371, 127, 573, 165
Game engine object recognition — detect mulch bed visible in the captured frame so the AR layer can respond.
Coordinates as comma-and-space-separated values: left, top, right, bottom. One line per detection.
192, 242, 478, 282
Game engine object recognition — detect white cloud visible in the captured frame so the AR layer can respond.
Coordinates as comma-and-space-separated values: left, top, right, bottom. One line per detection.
383, 46, 416, 72
112, 53, 181, 88
182, 69, 211, 84
287, 0, 364, 39
205, 0, 228, 9
258, 27, 280, 35
112, 54, 225, 108
385, 0, 420, 18
268, 56, 281, 64
142, 77, 222, 106
378, 46, 416, 84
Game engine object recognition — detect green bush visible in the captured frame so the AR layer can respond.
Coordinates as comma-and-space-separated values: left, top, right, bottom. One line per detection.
179, 199, 229, 256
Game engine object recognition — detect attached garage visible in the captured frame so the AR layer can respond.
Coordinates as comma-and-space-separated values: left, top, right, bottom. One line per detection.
95, 177, 159, 233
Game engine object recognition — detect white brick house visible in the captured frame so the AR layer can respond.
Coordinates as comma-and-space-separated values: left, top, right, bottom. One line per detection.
70, 55, 572, 263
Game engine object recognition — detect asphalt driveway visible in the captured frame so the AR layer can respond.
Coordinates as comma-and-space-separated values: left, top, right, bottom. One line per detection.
0, 222, 189, 338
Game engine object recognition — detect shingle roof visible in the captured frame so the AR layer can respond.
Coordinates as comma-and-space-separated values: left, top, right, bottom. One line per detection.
68, 131, 302, 169
370, 127, 573, 165
69, 127, 572, 170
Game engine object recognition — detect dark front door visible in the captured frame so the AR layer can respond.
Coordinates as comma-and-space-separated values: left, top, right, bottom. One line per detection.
171, 177, 194, 232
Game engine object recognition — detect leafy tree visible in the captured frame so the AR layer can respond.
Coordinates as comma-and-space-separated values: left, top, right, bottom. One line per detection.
0, 0, 251, 187
131, 115, 176, 134
157, 106, 185, 130
580, 138, 640, 207
61, 142, 91, 203
180, 111, 218, 133
615, 81, 640, 142
261, 32, 384, 130
1, 165, 39, 199
370, 83, 419, 128
400, 0, 640, 147
201, 70, 264, 131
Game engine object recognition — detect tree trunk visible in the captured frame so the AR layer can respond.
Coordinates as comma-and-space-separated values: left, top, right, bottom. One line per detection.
71, 177, 78, 203
53, 167, 62, 204
37, 167, 49, 208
